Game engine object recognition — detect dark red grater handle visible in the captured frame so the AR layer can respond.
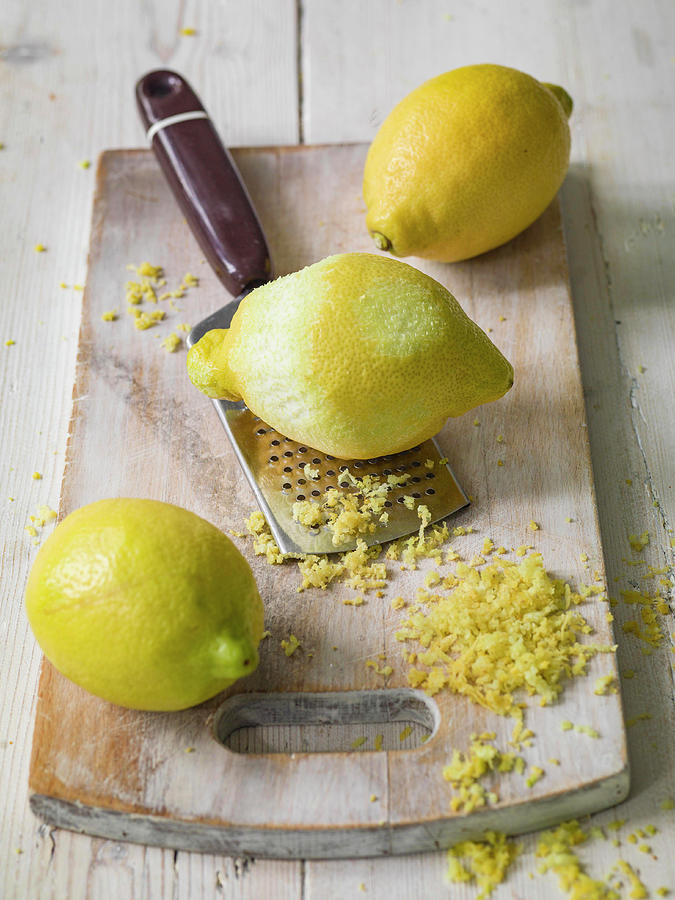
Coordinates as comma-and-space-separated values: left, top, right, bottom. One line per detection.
136, 69, 271, 297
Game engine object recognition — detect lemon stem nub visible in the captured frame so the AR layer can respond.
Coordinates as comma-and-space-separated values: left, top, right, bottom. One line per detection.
543, 83, 573, 118
371, 231, 392, 252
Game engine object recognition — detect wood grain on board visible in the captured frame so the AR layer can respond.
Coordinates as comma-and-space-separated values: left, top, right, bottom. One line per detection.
28, 145, 627, 858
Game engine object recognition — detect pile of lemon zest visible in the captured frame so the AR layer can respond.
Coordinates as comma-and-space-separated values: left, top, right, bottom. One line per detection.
397, 553, 613, 713
447, 831, 520, 899
281, 634, 300, 657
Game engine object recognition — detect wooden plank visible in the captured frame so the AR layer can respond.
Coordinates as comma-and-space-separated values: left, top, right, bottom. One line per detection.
0, 1, 300, 897
27, 145, 626, 859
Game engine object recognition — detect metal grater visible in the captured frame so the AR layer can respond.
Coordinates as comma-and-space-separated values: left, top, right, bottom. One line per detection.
188, 302, 469, 556
139, 69, 469, 555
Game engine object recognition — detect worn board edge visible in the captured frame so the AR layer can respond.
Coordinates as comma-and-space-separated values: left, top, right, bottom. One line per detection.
28, 145, 629, 858
30, 761, 628, 859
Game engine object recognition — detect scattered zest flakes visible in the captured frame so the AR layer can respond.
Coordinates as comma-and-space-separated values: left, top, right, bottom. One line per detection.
160, 333, 182, 353
528, 520, 540, 531
628, 531, 650, 552
101, 309, 118, 322
561, 720, 574, 731
399, 725, 412, 742
613, 859, 648, 899
442, 736, 523, 813
281, 634, 300, 657
180, 26, 197, 35
365, 660, 392, 679
526, 766, 545, 788
536, 821, 617, 899
594, 675, 617, 695
32, 472, 42, 480
78, 159, 91, 169
447, 831, 520, 899
34, 243, 46, 252
350, 736, 367, 750
4, 339, 15, 347
374, 734, 384, 751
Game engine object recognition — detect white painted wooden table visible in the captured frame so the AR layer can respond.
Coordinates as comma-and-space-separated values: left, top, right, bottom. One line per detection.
1, 2, 673, 897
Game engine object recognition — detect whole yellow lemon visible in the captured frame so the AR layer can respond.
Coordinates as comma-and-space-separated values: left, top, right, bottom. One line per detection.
25, 498, 264, 711
187, 252, 513, 459
363, 64, 572, 262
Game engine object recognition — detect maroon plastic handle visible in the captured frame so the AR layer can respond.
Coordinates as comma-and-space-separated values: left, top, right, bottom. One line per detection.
136, 69, 271, 297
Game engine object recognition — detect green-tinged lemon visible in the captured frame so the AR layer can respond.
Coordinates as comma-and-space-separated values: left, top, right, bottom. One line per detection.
187, 252, 513, 459
25, 498, 264, 711
363, 63, 572, 262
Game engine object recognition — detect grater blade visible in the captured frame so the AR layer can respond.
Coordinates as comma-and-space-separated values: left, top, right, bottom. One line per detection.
188, 301, 469, 556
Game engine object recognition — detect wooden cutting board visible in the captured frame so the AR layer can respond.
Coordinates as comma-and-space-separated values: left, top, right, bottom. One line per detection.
28, 145, 628, 858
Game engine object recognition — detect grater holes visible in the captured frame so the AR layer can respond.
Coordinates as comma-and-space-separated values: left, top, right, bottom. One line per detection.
283, 450, 293, 457
411, 476, 421, 484
426, 472, 435, 479
256, 428, 267, 436
411, 460, 421, 468
270, 439, 281, 446
269, 455, 279, 463
282, 482, 292, 490
411, 492, 421, 499
311, 490, 321, 497
297, 478, 306, 485
296, 494, 306, 501
298, 446, 307, 453
425, 488, 435, 495
384, 500, 392, 507
283, 466, 292, 473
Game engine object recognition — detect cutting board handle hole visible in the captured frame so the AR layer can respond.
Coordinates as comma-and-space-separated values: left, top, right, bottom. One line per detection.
213, 689, 439, 755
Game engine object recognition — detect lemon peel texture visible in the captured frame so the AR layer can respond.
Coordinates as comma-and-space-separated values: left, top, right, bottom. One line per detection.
187, 252, 513, 459
25, 498, 264, 711
363, 63, 572, 262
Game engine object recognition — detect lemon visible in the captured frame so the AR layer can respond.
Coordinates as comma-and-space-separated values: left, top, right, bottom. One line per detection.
25, 498, 264, 711
363, 63, 572, 262
187, 252, 513, 459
